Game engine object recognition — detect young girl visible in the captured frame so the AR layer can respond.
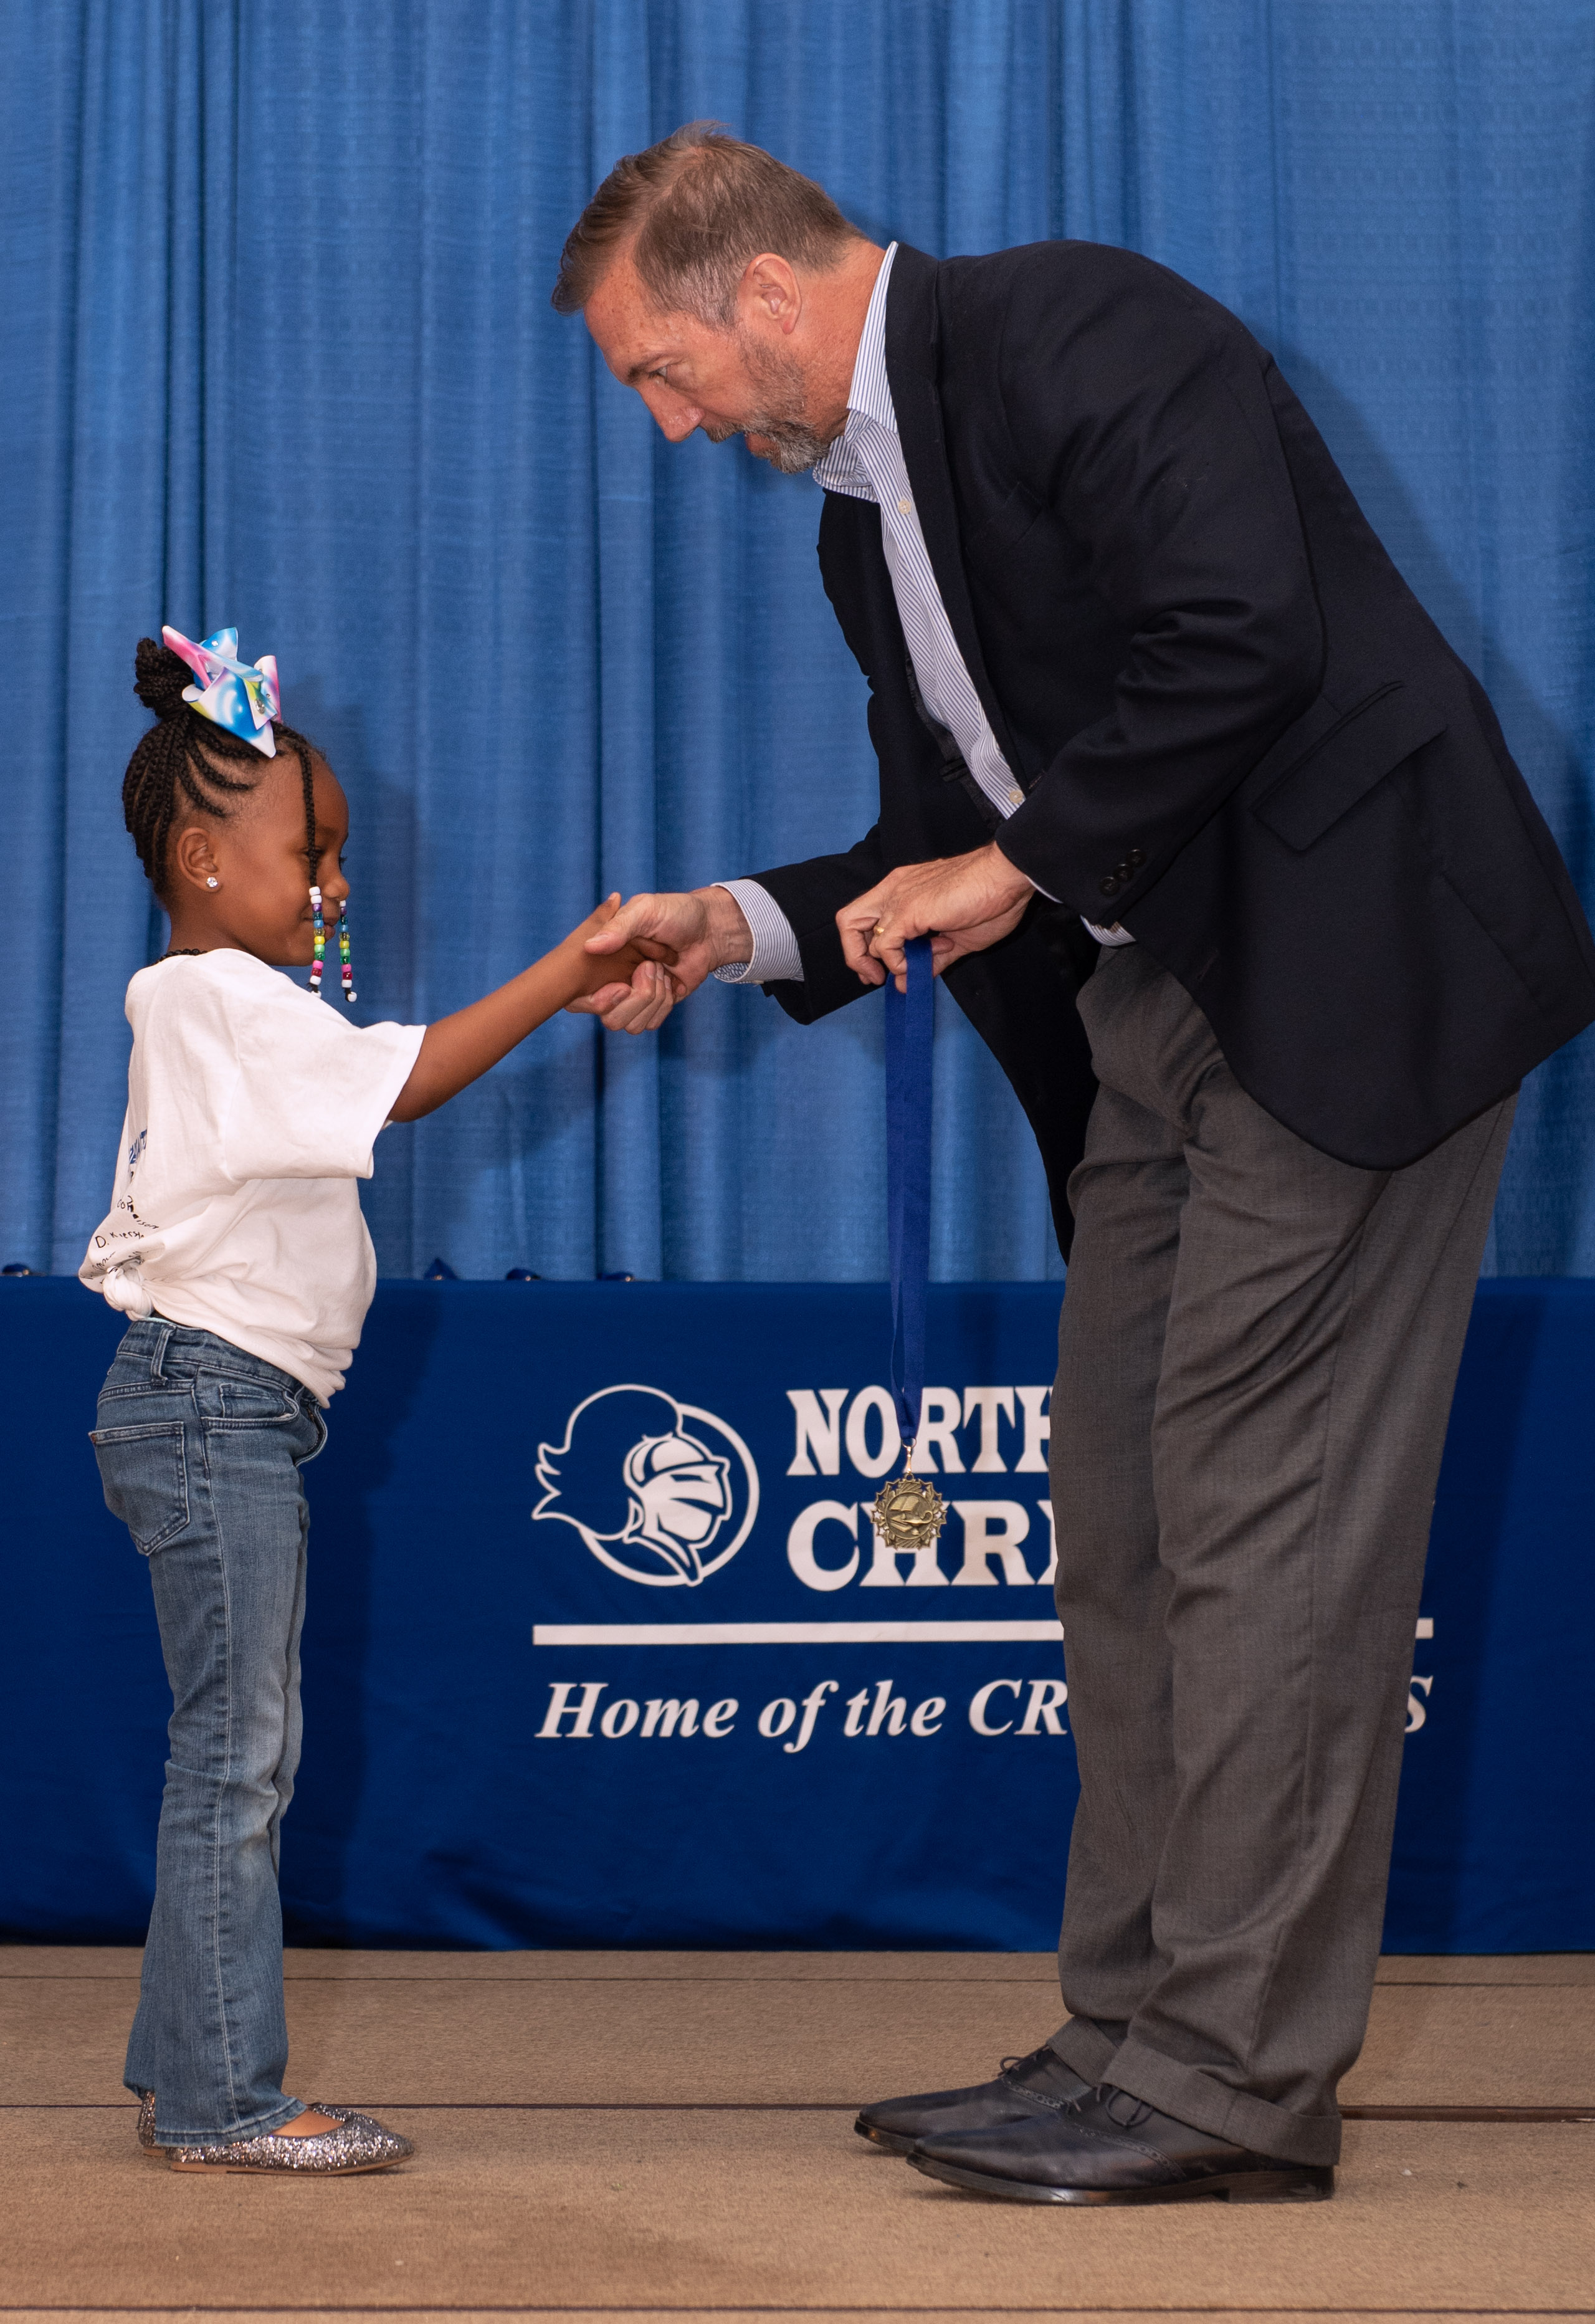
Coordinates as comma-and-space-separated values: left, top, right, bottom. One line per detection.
82, 630, 672, 2175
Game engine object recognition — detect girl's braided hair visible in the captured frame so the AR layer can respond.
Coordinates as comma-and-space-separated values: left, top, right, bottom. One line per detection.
124, 637, 320, 893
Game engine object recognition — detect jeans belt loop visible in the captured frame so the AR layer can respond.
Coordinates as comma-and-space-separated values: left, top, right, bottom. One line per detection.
149, 1318, 175, 1380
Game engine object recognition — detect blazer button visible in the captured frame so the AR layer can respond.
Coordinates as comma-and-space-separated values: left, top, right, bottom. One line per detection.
1100, 876, 1120, 897
1127, 846, 1146, 867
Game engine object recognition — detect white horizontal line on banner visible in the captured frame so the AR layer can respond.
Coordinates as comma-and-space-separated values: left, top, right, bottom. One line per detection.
535, 1615, 1434, 1647
532, 1621, 1067, 1647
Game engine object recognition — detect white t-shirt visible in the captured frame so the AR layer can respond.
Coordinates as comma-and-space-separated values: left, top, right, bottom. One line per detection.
80, 950, 426, 1402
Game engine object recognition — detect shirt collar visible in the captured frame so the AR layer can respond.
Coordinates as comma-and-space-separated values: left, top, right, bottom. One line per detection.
812, 242, 899, 492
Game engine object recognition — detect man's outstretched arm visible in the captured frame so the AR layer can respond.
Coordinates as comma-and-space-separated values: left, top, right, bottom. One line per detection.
570, 826, 894, 1033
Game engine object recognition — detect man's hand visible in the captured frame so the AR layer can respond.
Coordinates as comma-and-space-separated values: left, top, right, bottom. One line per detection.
564, 896, 679, 1008
837, 843, 1036, 988
566, 885, 755, 1033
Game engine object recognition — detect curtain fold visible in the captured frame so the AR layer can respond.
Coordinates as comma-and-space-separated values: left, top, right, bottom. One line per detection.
3, 0, 1591, 1280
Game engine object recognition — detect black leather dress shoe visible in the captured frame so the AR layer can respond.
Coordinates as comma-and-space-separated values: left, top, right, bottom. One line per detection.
854, 2044, 1091, 2156
908, 2084, 1335, 2204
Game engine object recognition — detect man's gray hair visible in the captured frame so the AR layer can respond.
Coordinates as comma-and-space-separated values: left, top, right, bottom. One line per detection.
551, 122, 862, 326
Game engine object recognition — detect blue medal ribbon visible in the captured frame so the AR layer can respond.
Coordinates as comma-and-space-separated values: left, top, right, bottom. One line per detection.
886, 935, 935, 1460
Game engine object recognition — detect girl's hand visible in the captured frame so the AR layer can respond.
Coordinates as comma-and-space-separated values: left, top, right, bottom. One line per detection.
568, 886, 752, 1032
389, 901, 680, 1122
572, 944, 678, 1000
575, 952, 677, 1027
566, 896, 679, 1001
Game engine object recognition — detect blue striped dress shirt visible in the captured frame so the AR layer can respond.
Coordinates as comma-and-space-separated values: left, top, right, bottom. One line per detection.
716, 244, 1128, 985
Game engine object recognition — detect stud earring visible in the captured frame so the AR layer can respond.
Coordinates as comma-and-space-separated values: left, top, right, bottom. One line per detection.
308, 884, 325, 997
336, 896, 356, 1005
206, 876, 219, 889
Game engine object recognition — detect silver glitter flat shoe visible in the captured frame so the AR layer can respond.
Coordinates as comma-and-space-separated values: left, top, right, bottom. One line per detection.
168, 2105, 413, 2174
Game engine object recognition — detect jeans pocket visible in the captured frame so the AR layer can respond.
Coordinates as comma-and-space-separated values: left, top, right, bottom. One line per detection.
90, 1423, 190, 1555
216, 1379, 301, 1422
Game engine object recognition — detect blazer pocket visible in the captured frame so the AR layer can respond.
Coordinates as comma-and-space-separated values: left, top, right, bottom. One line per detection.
961, 479, 1045, 570
1252, 681, 1447, 853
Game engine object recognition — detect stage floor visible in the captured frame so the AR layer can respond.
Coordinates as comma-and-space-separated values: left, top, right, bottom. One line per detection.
2, 1946, 1591, 2319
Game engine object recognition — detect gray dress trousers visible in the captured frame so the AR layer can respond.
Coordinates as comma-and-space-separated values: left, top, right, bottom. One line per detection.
1047, 944, 1515, 2168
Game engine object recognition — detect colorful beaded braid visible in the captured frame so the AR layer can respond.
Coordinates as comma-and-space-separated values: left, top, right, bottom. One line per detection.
308, 884, 356, 1004
338, 901, 356, 1003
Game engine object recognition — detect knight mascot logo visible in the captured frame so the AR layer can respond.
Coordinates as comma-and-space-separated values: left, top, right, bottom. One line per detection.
533, 1384, 759, 1587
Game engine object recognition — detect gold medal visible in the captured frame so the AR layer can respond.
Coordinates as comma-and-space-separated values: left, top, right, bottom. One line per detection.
872, 1466, 947, 1550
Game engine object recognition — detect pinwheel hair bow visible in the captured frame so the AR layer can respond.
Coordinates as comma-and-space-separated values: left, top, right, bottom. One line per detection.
161, 624, 281, 757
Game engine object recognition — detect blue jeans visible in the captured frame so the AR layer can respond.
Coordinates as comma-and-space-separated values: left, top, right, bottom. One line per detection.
92, 1318, 327, 2145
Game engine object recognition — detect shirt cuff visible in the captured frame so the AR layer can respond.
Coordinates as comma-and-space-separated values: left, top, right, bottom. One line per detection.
710, 881, 805, 985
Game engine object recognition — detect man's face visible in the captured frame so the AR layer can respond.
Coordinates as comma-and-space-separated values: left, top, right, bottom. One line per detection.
584, 254, 842, 474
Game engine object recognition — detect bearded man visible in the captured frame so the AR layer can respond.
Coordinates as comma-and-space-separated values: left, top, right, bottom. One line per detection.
553, 124, 1595, 2205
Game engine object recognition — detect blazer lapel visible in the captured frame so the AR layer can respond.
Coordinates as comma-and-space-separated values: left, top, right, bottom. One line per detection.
883, 244, 1022, 775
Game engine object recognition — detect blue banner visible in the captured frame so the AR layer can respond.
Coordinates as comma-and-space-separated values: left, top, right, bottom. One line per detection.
2, 1277, 1591, 1951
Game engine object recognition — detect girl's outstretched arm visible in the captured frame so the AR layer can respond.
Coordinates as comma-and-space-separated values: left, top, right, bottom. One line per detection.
389, 897, 674, 1122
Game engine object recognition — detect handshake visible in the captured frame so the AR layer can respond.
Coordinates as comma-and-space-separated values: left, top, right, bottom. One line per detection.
569, 843, 1037, 1033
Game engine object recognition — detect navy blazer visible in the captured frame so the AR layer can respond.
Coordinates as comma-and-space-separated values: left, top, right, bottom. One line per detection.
751, 241, 1595, 1245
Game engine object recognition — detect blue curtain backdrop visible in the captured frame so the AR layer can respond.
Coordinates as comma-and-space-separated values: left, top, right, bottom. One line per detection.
3, 1, 1593, 1283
